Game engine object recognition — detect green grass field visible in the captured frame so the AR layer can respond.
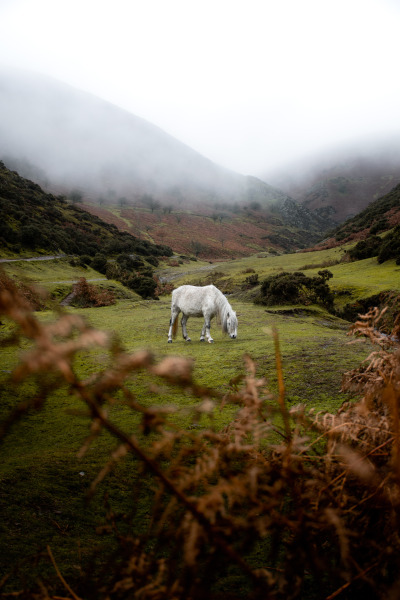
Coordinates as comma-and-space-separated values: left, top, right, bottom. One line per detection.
0, 246, 398, 594
157, 244, 400, 306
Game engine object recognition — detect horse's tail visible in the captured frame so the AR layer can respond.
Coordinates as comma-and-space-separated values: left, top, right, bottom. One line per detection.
172, 314, 179, 338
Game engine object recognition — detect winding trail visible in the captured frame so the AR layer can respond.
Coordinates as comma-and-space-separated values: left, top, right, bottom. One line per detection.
157, 264, 218, 283
0, 254, 66, 263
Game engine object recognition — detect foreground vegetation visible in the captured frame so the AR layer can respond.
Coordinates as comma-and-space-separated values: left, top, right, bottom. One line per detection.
1, 263, 400, 598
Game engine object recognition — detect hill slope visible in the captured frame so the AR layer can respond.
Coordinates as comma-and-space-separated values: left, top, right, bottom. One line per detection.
0, 160, 171, 260
268, 138, 400, 223
0, 68, 335, 254
0, 68, 287, 209
306, 181, 400, 255
82, 195, 334, 258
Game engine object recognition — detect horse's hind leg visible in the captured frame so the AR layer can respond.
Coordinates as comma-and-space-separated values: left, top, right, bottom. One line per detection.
181, 314, 191, 341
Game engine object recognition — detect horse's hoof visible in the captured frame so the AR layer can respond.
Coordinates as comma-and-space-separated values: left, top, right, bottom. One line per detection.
167, 340, 172, 343
200, 338, 205, 342
186, 338, 191, 342
208, 339, 214, 344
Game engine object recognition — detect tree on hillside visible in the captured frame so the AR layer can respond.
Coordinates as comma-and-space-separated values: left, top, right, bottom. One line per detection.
141, 193, 161, 213
190, 240, 207, 257
69, 190, 83, 204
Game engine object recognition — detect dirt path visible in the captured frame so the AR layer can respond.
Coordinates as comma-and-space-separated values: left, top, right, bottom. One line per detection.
60, 291, 76, 306
157, 264, 217, 283
0, 254, 66, 263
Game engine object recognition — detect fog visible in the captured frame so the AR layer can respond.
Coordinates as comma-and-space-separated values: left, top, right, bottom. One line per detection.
2, 67, 289, 207
1, 0, 400, 179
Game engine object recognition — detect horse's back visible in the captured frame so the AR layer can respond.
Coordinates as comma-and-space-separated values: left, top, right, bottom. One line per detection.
172, 284, 218, 315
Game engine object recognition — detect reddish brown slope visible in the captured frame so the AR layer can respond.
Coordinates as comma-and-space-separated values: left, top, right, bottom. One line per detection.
81, 202, 314, 258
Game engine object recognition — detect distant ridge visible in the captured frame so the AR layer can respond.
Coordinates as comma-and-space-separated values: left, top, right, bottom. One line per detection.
0, 68, 336, 256
0, 68, 289, 208
306, 180, 400, 253
267, 137, 400, 224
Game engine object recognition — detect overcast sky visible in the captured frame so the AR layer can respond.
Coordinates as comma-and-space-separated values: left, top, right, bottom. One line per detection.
1, 0, 400, 177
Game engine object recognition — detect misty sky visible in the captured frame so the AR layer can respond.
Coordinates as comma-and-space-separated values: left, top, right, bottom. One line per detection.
1, 0, 400, 177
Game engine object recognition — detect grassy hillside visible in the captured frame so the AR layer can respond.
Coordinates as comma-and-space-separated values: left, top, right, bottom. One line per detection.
157, 242, 399, 293
0, 161, 172, 260
0, 161, 176, 298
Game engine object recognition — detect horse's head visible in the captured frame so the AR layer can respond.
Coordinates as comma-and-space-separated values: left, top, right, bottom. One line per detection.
226, 310, 238, 339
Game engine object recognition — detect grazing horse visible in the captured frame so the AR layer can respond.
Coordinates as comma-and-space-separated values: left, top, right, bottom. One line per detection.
167, 284, 238, 343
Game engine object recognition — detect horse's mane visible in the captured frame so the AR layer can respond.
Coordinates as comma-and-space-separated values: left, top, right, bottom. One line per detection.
214, 288, 235, 334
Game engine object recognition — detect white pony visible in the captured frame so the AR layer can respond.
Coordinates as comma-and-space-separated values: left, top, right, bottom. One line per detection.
167, 284, 238, 343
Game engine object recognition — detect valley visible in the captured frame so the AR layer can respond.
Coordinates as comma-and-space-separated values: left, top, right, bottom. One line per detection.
1, 67, 400, 600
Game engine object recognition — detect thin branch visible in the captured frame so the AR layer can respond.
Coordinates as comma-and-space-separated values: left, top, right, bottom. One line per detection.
272, 326, 291, 442
47, 546, 82, 600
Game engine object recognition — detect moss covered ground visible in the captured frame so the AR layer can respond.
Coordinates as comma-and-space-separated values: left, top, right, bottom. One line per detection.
0, 246, 397, 592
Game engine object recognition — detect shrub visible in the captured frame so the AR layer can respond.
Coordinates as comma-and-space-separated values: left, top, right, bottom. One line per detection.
347, 235, 382, 261
242, 273, 259, 289
370, 217, 389, 234
78, 255, 92, 267
146, 255, 159, 267
154, 278, 175, 296
71, 278, 115, 307
378, 225, 400, 264
256, 270, 334, 309
90, 253, 108, 274
116, 253, 144, 270
125, 275, 157, 298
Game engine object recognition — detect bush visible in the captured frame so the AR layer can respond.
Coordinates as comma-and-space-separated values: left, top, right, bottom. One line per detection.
256, 270, 334, 309
71, 278, 115, 307
78, 255, 92, 267
146, 255, 159, 267
90, 253, 108, 274
378, 225, 400, 264
126, 275, 157, 298
370, 217, 389, 234
347, 235, 382, 261
242, 273, 259, 289
116, 253, 144, 270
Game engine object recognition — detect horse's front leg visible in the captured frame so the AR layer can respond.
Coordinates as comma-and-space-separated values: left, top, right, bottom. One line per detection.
203, 315, 213, 343
181, 314, 191, 341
